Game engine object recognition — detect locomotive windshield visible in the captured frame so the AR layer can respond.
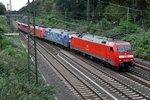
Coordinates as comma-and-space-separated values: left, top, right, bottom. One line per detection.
117, 45, 131, 52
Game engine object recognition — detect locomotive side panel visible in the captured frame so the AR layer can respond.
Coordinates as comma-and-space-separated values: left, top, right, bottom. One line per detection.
70, 37, 112, 63
30, 26, 34, 35
45, 31, 62, 45
17, 22, 21, 30
35, 28, 45, 38
21, 24, 28, 33
44, 29, 75, 48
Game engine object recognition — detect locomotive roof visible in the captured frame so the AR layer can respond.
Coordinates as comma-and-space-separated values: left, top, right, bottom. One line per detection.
80, 34, 129, 46
45, 28, 77, 35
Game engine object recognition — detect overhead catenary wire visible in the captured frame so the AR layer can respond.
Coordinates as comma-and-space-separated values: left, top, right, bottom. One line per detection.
99, 0, 147, 12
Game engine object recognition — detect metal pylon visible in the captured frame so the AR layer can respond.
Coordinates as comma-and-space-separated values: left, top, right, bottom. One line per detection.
27, 0, 38, 84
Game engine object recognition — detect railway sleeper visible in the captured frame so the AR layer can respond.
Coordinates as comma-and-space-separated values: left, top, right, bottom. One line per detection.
122, 90, 133, 94
132, 96, 143, 100
115, 85, 125, 88
121, 88, 130, 91
76, 86, 88, 89
80, 91, 93, 95
126, 92, 136, 95
117, 87, 127, 90
83, 93, 96, 97
129, 94, 139, 97
79, 90, 93, 94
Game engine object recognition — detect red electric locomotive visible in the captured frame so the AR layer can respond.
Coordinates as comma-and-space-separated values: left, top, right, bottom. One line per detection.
20, 23, 28, 32
17, 22, 28, 33
30, 26, 45, 38
16, 21, 22, 30
70, 34, 134, 70
17, 22, 45, 38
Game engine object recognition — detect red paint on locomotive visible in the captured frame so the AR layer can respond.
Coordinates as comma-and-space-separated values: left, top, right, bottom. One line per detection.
17, 21, 44, 38
30, 26, 45, 38
70, 35, 134, 69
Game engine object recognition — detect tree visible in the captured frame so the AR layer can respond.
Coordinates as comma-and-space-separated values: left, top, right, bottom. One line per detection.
0, 2, 6, 14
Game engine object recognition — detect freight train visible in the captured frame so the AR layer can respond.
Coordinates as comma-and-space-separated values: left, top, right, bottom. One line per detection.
17, 21, 134, 71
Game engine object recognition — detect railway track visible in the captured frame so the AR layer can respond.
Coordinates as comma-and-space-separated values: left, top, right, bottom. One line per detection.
126, 68, 150, 88
129, 67, 150, 80
125, 63, 150, 88
39, 40, 150, 100
20, 33, 150, 100
133, 63, 150, 80
66, 48, 150, 88
38, 42, 106, 100
135, 62, 150, 72
59, 51, 150, 100
20, 33, 105, 100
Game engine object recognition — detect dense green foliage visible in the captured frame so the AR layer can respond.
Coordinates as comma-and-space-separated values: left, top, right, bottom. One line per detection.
18, 0, 150, 60
0, 2, 6, 15
0, 17, 55, 99
0, 16, 11, 48
121, 31, 150, 60
19, 0, 149, 21
0, 17, 11, 33
0, 37, 55, 99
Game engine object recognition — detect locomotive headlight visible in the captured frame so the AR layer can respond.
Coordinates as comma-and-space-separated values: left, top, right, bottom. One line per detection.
69, 35, 71, 38
119, 55, 125, 58
119, 55, 134, 58
127, 55, 134, 58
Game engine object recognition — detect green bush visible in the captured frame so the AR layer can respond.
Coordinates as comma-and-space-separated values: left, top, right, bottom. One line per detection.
0, 17, 11, 33
0, 37, 56, 99
0, 77, 55, 100
118, 19, 138, 33
104, 5, 126, 22
0, 38, 10, 49
121, 32, 150, 60
0, 46, 18, 57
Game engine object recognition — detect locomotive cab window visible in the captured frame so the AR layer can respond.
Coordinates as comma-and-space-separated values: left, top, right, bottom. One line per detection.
45, 30, 49, 34
23, 26, 27, 28
118, 45, 131, 52
110, 47, 114, 52
63, 35, 66, 38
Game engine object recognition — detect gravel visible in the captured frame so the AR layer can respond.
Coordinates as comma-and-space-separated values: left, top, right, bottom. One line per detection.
37, 51, 78, 100
135, 58, 150, 67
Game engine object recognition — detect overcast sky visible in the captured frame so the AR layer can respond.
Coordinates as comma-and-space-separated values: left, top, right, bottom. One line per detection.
0, 0, 28, 11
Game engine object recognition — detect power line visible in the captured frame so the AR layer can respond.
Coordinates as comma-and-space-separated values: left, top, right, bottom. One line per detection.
99, 0, 147, 12
27, 0, 38, 84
